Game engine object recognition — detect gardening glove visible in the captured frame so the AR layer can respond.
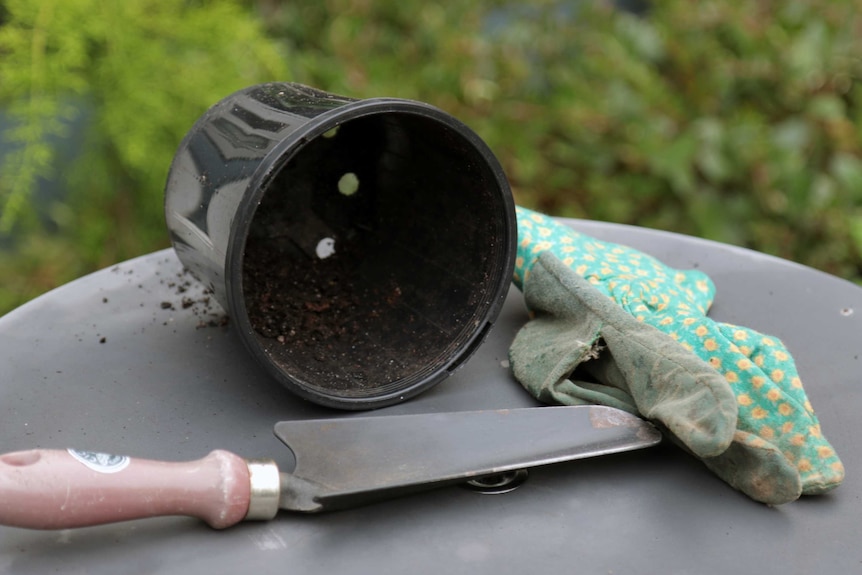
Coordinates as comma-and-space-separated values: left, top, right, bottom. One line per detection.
509, 207, 844, 504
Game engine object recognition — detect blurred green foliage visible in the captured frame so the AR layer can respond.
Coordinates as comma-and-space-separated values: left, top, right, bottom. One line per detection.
0, 0, 286, 310
2, 0, 862, 315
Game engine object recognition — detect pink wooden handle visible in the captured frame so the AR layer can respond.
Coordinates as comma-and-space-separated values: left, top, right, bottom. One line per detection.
0, 449, 252, 530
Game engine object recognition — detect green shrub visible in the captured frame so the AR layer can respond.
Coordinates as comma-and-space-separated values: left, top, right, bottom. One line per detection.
0, 0, 287, 311
267, 0, 862, 280
2, 0, 861, 315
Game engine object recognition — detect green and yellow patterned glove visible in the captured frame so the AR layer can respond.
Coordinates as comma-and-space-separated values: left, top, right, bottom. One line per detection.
509, 207, 844, 504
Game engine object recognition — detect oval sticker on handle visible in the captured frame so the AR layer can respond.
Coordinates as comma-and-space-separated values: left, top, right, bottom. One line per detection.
67, 449, 130, 474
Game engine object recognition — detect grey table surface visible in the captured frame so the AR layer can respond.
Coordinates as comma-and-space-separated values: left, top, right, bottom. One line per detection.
1, 220, 859, 574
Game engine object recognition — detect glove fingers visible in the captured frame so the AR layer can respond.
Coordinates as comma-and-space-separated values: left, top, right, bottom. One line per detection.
509, 295, 604, 402
599, 324, 737, 458
701, 430, 803, 505
662, 312, 844, 495
557, 378, 640, 414
509, 312, 639, 414
713, 323, 845, 495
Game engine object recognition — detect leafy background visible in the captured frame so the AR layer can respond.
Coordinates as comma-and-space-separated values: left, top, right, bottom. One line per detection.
2, 0, 861, 315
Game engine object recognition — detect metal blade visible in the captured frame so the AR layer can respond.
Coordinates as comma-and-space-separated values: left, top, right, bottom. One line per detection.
273, 405, 661, 512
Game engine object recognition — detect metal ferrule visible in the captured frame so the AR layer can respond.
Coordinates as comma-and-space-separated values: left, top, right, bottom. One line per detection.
244, 459, 281, 521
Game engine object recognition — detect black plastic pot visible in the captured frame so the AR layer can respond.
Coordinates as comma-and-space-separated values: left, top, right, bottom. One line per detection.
164, 83, 516, 410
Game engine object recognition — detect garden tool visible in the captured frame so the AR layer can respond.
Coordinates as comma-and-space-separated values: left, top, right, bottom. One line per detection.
0, 405, 660, 530
509, 207, 844, 505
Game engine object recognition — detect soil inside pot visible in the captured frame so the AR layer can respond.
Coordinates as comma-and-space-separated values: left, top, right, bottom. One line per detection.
242, 227, 454, 395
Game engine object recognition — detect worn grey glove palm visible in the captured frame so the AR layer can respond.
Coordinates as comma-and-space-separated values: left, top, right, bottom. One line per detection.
513, 251, 738, 457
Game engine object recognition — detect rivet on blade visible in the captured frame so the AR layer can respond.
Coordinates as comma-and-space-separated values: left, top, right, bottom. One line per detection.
463, 469, 529, 494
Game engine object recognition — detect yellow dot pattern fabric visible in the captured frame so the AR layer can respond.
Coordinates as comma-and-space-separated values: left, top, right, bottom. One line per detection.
514, 206, 844, 494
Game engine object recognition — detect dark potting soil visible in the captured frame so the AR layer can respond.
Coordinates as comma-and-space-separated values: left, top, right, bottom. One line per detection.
242, 234, 453, 394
